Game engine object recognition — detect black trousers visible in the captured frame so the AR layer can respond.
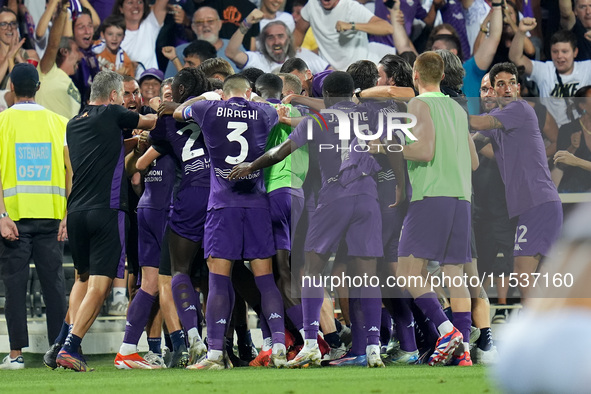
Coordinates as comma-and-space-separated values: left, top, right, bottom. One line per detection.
0, 219, 67, 350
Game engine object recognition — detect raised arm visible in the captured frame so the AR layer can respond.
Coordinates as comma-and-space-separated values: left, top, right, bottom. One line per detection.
153, 0, 168, 26
36, 0, 59, 39
389, 1, 417, 55
559, 0, 576, 30
335, 15, 394, 36
508, 17, 536, 76
229, 139, 299, 180
80, 0, 101, 29
225, 9, 264, 69
40, 0, 69, 75
293, 15, 310, 48
402, 99, 435, 162
473, 3, 503, 70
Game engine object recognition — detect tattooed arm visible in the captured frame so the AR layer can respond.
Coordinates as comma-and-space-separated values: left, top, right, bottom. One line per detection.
469, 115, 504, 131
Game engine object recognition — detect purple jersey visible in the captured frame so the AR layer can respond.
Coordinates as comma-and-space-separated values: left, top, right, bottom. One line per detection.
137, 153, 177, 211
289, 101, 380, 204
481, 100, 560, 218
149, 116, 210, 191
311, 70, 334, 98
439, 0, 470, 60
184, 98, 278, 209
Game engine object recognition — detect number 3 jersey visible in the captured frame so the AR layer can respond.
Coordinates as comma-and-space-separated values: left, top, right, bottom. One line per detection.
149, 115, 210, 193
183, 97, 279, 210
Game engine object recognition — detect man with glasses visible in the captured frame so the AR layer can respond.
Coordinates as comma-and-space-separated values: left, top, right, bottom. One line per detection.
164, 7, 243, 78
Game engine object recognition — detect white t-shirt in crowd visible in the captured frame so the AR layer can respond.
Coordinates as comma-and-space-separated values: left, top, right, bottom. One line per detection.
242, 48, 330, 74
530, 60, 591, 126
260, 12, 296, 32
301, 0, 394, 70
464, 0, 490, 54
121, 12, 163, 79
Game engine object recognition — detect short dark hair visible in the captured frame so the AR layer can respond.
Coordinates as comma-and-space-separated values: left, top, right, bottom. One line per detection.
72, 7, 93, 32
346, 60, 378, 90
432, 34, 464, 61
173, 68, 211, 103
489, 62, 518, 86
101, 15, 126, 34
123, 75, 137, 83
279, 57, 308, 74
255, 73, 283, 100
426, 24, 464, 60
550, 29, 578, 51
322, 71, 354, 98
239, 67, 265, 89
197, 58, 234, 79
183, 40, 217, 62
0, 6, 17, 19
208, 77, 223, 90
378, 54, 413, 88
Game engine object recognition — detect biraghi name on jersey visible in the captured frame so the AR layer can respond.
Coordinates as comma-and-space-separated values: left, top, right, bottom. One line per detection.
216, 105, 258, 120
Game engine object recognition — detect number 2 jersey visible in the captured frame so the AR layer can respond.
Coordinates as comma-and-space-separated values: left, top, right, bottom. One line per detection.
149, 115, 210, 193
182, 97, 279, 210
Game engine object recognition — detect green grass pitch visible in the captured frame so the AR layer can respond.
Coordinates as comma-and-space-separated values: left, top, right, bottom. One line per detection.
0, 353, 497, 394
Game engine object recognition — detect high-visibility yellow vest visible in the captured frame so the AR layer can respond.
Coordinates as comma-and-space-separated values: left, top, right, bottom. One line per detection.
0, 104, 68, 220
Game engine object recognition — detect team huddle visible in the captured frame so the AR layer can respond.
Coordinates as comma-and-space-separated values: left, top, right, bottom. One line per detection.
31, 49, 561, 372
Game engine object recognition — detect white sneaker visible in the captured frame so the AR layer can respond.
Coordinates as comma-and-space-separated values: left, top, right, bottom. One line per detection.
108, 299, 129, 316
0, 355, 24, 370
327, 343, 347, 360
188, 336, 207, 363
366, 345, 385, 368
474, 346, 498, 365
144, 351, 166, 368
268, 348, 287, 368
286, 344, 322, 368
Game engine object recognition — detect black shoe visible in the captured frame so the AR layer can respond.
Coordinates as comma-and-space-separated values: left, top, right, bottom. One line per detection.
237, 331, 257, 362
226, 338, 249, 367
167, 344, 190, 368
44, 343, 62, 369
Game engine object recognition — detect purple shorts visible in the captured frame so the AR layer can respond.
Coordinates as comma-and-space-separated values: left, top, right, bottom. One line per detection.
304, 195, 383, 257
398, 197, 472, 264
169, 186, 208, 243
204, 207, 276, 261
268, 187, 305, 251
381, 201, 409, 263
137, 208, 169, 268
514, 200, 563, 257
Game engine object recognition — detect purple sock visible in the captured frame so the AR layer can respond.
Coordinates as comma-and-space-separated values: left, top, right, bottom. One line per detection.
286, 304, 304, 330
260, 312, 271, 340
123, 288, 156, 345
348, 296, 365, 356
301, 278, 324, 340
205, 273, 234, 351
360, 287, 382, 347
390, 297, 417, 352
255, 274, 285, 346
171, 274, 200, 332
414, 293, 449, 330
380, 308, 392, 345
452, 312, 471, 345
